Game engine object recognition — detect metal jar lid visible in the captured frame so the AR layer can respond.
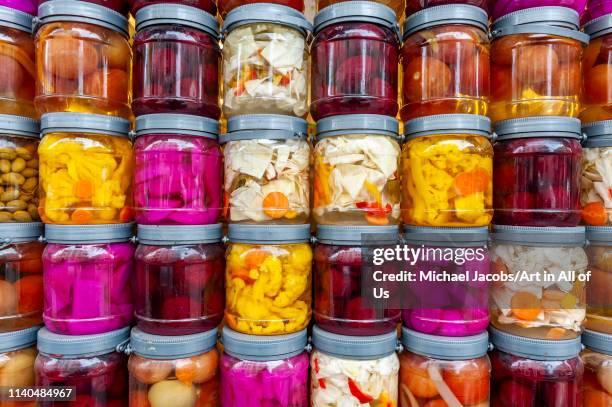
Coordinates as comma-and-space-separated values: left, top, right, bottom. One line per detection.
489, 327, 582, 361
491, 6, 589, 43
220, 114, 308, 143
586, 226, 612, 246
315, 1, 397, 35
492, 225, 585, 246
0, 5, 33, 33
404, 114, 491, 140
135, 3, 218, 38
130, 327, 217, 360
582, 329, 612, 356
584, 13, 612, 40
403, 4, 488, 39
0, 222, 43, 244
403, 226, 488, 247
316, 114, 399, 139
315, 225, 399, 246
135, 114, 219, 140
0, 114, 39, 138
0, 325, 40, 353
312, 325, 398, 360
583, 120, 612, 148
45, 224, 134, 244
494, 116, 582, 141
41, 113, 131, 138
222, 3, 312, 36
402, 327, 489, 360
228, 224, 311, 244
222, 326, 307, 361
37, 326, 130, 358
137, 224, 222, 245
36, 0, 129, 37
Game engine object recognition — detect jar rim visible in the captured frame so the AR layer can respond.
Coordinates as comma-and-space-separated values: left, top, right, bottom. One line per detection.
316, 114, 400, 140
130, 327, 218, 359
490, 327, 582, 361
222, 326, 307, 361
37, 326, 130, 358
583, 120, 612, 148
0, 114, 39, 139
584, 12, 612, 40
583, 329, 612, 355
222, 3, 312, 36
220, 114, 308, 143
586, 226, 612, 245
228, 224, 311, 244
0, 222, 43, 243
137, 224, 223, 245
314, 1, 397, 35
403, 226, 488, 246
492, 225, 585, 246
0, 325, 40, 353
401, 327, 489, 360
0, 5, 33, 33
315, 225, 399, 246
36, 0, 129, 37
45, 224, 134, 244
402, 4, 488, 39
40, 113, 131, 139
404, 114, 491, 140
135, 3, 219, 38
494, 116, 582, 141
135, 114, 219, 140
312, 325, 398, 360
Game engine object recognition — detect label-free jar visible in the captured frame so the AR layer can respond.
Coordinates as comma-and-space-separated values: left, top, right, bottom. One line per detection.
225, 224, 312, 335
221, 115, 310, 224
582, 121, 612, 226
134, 224, 225, 336
38, 113, 133, 224
0, 223, 43, 333
585, 227, 612, 334
221, 327, 309, 407
133, 114, 222, 225
42, 224, 134, 335
0, 326, 39, 393
582, 14, 612, 124
581, 329, 612, 406
34, 0, 132, 119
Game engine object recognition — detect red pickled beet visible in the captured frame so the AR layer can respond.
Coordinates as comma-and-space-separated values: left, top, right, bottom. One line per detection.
498, 381, 536, 407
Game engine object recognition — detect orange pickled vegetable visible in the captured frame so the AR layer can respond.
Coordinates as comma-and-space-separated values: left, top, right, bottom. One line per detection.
245, 250, 268, 269
454, 168, 490, 196
73, 179, 93, 200
365, 213, 390, 226
584, 389, 612, 407
129, 389, 151, 407
71, 209, 93, 224
510, 292, 541, 321
424, 400, 448, 407
230, 266, 253, 283
263, 192, 289, 218
545, 327, 567, 340
442, 361, 489, 405
400, 355, 439, 398
119, 206, 132, 222
44, 35, 99, 80
583, 202, 607, 226
13, 275, 43, 314
175, 351, 218, 385
0, 280, 17, 316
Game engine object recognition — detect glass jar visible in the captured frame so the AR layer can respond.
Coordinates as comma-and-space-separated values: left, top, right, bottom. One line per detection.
400, 5, 489, 121
318, 0, 404, 18
585, 0, 612, 22
490, 225, 587, 340
399, 328, 490, 406
0, 115, 39, 222
401, 115, 493, 227
311, 326, 400, 406
38, 113, 133, 224
134, 114, 222, 225
0, 326, 39, 403
582, 121, 612, 226
582, 15, 612, 124
221, 4, 310, 118
35, 327, 130, 406
34, 0, 132, 119
402, 227, 490, 337
406, 0, 488, 15
314, 115, 401, 226
311, 2, 399, 121
490, 327, 584, 407
42, 224, 134, 335
218, 0, 304, 17
489, 7, 588, 123
133, 5, 220, 119
221, 326, 309, 407
581, 329, 612, 406
135, 224, 225, 336
493, 117, 583, 227
129, 328, 219, 407
0, 223, 43, 333
226, 224, 312, 335
0, 7, 35, 119
0, 0, 35, 15
131, 0, 216, 15
221, 115, 310, 224
314, 225, 401, 336
585, 227, 612, 333
491, 0, 587, 20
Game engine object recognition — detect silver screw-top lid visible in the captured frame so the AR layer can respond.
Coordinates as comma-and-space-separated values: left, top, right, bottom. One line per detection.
404, 114, 491, 139
403, 4, 488, 39
586, 226, 612, 246
315, 225, 399, 246
492, 225, 585, 246
494, 116, 582, 141
317, 114, 399, 139
130, 327, 218, 359
222, 326, 307, 361
45, 224, 134, 244
315, 1, 397, 35
582, 329, 612, 355
490, 327, 582, 360
41, 113, 131, 138
403, 226, 488, 247
137, 224, 223, 245
223, 3, 312, 35
135, 114, 219, 140
312, 325, 398, 360
220, 114, 308, 143
0, 114, 39, 138
584, 12, 612, 40
0, 325, 41, 353
37, 326, 130, 357
228, 224, 311, 244
402, 327, 489, 360
135, 3, 218, 38
0, 5, 33, 32
0, 222, 42, 244
37, 0, 129, 37
583, 120, 612, 148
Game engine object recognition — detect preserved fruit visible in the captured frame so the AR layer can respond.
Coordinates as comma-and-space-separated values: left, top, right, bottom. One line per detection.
0, 326, 39, 399
581, 329, 612, 407
585, 227, 612, 334
582, 14, 612, 124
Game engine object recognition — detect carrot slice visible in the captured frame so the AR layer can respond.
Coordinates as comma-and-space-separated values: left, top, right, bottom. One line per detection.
71, 209, 93, 224
73, 179, 93, 200
454, 168, 490, 196
262, 192, 289, 219
119, 206, 132, 222
244, 249, 268, 269
365, 213, 390, 226
583, 202, 607, 226
510, 292, 541, 321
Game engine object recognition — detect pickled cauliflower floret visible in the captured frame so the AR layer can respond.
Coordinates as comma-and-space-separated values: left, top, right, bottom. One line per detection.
225, 243, 312, 335
581, 147, 612, 225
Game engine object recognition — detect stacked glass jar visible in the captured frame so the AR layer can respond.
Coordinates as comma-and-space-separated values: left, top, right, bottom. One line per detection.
586, 227, 612, 334
582, 13, 612, 124
582, 121, 612, 226
581, 329, 612, 406
0, 325, 40, 398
